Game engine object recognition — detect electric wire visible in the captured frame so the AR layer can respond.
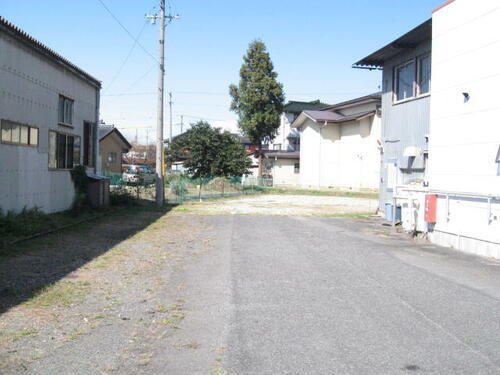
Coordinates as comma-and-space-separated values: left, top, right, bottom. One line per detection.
95, 0, 159, 64
104, 20, 148, 93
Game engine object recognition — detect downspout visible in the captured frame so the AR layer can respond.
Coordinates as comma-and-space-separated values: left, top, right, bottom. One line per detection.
94, 86, 101, 174
318, 121, 326, 188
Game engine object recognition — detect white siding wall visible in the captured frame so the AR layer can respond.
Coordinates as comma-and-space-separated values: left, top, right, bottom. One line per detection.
272, 112, 297, 151
271, 158, 300, 186
0, 32, 98, 213
299, 113, 381, 190
428, 0, 500, 258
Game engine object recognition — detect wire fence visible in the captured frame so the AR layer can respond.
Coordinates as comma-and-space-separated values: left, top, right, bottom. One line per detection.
102, 171, 272, 203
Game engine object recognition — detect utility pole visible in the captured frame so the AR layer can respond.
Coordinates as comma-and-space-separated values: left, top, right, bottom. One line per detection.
146, 2, 179, 206
180, 115, 184, 133
169, 92, 173, 143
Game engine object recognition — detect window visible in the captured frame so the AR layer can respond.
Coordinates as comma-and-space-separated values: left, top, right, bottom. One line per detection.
418, 54, 431, 95
294, 162, 300, 174
1, 120, 38, 147
393, 54, 431, 103
83, 122, 95, 167
58, 95, 74, 125
108, 152, 117, 163
394, 61, 415, 102
273, 144, 282, 151
49, 130, 81, 169
290, 137, 300, 151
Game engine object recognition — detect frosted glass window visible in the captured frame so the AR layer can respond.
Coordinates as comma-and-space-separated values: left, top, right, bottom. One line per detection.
29, 127, 38, 146
11, 124, 20, 143
20, 125, 29, 145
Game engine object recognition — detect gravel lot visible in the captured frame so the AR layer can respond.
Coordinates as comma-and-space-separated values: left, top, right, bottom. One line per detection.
182, 194, 378, 215
1, 198, 499, 374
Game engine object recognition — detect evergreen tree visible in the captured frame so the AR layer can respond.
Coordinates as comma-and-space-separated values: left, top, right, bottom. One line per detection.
229, 40, 285, 176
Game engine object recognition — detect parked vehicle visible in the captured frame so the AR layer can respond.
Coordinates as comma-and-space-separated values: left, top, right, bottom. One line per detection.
122, 165, 156, 185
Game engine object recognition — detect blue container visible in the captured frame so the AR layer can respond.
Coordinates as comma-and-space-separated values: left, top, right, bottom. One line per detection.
385, 203, 401, 222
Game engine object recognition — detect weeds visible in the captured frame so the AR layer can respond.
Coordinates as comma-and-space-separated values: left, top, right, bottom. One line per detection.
264, 187, 378, 199
26, 281, 91, 308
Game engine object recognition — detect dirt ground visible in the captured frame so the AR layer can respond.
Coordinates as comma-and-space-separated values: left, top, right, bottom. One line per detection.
177, 194, 379, 216
0, 207, 222, 375
0, 195, 377, 374
1, 196, 499, 374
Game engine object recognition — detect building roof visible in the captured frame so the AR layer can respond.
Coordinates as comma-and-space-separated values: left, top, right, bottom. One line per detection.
232, 134, 253, 145
320, 92, 381, 111
0, 16, 101, 88
296, 110, 376, 126
353, 19, 432, 69
98, 125, 132, 150
263, 150, 300, 159
283, 100, 329, 114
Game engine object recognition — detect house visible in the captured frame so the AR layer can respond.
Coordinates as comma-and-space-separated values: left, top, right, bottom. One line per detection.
233, 134, 261, 154
262, 150, 300, 186
99, 123, 132, 174
257, 100, 327, 186
426, 0, 500, 258
353, 19, 432, 214
232, 134, 268, 177
292, 93, 382, 190
271, 100, 328, 152
0, 17, 101, 214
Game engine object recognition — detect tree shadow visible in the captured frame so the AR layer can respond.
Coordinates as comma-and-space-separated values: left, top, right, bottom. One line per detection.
0, 204, 175, 315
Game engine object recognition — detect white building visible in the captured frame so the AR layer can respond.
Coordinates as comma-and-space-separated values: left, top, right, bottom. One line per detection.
292, 93, 382, 191
262, 151, 300, 186
427, 0, 500, 258
271, 100, 328, 152
0, 17, 101, 213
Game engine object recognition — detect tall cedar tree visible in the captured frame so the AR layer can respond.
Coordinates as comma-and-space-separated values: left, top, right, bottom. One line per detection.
165, 121, 251, 179
229, 40, 285, 176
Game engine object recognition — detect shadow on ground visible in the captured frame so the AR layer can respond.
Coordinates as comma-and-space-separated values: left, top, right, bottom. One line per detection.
0, 204, 175, 315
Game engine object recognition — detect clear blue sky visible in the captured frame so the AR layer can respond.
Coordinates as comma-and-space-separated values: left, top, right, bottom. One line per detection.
1, 0, 443, 142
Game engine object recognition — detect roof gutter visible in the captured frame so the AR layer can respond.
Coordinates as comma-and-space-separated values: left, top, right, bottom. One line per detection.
352, 65, 383, 70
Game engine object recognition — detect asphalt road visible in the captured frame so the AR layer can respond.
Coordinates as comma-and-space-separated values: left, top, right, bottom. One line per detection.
173, 214, 500, 375
3, 212, 500, 374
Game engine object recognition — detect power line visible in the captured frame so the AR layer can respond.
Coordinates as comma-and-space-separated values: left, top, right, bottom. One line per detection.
104, 20, 148, 92
95, 0, 159, 63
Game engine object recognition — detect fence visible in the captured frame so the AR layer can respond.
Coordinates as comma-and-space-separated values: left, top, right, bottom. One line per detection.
102, 171, 271, 203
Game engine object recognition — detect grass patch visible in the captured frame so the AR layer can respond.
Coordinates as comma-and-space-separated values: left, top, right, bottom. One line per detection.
25, 281, 91, 308
264, 187, 378, 199
317, 212, 373, 218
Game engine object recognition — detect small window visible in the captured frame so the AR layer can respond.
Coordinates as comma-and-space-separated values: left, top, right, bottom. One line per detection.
294, 162, 300, 174
108, 152, 117, 163
49, 130, 81, 170
394, 61, 416, 102
1, 120, 39, 147
58, 95, 74, 125
273, 144, 282, 151
290, 137, 300, 151
418, 54, 431, 95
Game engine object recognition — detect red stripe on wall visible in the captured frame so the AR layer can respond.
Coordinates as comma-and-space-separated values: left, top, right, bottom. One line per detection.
433, 0, 456, 13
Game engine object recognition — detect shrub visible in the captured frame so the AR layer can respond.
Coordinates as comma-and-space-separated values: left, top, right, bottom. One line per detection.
169, 177, 188, 197
110, 187, 139, 206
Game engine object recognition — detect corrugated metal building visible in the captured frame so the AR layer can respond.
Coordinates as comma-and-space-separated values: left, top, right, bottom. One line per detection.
354, 20, 432, 212
0, 17, 101, 213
